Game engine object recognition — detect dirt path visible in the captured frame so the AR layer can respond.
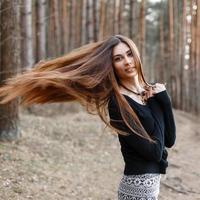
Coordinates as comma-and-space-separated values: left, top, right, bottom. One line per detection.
159, 110, 200, 200
0, 106, 200, 200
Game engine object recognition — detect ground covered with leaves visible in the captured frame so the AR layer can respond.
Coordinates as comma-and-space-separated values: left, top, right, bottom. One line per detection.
0, 104, 200, 200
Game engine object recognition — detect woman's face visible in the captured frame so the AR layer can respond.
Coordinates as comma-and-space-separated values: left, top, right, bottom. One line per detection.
112, 42, 137, 81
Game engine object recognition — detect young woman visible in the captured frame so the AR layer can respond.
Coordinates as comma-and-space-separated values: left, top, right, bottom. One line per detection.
109, 40, 176, 199
0, 35, 176, 199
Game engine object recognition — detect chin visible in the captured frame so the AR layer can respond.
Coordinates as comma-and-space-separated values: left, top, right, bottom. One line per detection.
126, 72, 137, 77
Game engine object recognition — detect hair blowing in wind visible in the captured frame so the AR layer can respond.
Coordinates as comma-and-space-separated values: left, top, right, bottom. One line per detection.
0, 35, 154, 142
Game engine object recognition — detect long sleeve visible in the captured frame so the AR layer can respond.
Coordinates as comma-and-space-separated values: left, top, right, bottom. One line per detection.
108, 96, 165, 162
154, 90, 176, 148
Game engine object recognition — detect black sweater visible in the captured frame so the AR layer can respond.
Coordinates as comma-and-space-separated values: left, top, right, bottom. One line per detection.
108, 90, 176, 175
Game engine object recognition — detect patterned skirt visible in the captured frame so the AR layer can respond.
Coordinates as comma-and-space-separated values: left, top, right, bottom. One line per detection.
118, 173, 161, 200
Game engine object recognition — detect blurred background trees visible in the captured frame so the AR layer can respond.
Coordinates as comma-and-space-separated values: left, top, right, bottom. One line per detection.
0, 0, 200, 140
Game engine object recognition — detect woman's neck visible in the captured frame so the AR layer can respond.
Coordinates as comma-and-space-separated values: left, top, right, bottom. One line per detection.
119, 77, 144, 92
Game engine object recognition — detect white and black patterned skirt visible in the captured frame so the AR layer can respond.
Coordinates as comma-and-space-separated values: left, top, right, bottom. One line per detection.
118, 173, 161, 200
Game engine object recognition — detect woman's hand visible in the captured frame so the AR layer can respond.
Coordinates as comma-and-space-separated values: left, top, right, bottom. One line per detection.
143, 83, 166, 101
143, 86, 154, 102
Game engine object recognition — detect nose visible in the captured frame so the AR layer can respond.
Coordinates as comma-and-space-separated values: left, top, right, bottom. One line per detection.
124, 55, 132, 65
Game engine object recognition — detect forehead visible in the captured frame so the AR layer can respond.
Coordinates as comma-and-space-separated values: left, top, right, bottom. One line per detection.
112, 42, 130, 56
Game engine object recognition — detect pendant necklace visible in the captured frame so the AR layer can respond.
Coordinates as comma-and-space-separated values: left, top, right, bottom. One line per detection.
120, 83, 146, 104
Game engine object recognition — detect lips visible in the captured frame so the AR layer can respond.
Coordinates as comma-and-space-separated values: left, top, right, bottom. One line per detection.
125, 67, 135, 73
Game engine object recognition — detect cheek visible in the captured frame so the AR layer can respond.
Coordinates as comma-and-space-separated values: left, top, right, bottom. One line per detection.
113, 63, 122, 76
113, 62, 123, 72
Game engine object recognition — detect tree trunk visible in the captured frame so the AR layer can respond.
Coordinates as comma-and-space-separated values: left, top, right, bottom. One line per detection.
113, 0, 120, 34
86, 0, 93, 42
47, 0, 55, 57
53, 0, 62, 56
105, 0, 113, 37
68, 0, 73, 50
81, 0, 87, 45
171, 0, 179, 108
76, 0, 82, 46
61, 0, 69, 52
71, 0, 77, 48
21, 0, 34, 69
179, 0, 187, 110
0, 0, 21, 141
185, 0, 197, 113
138, 0, 145, 63
99, 0, 106, 40
93, 0, 98, 41
196, 0, 200, 115
189, 0, 199, 115
118, 0, 123, 34
36, 0, 47, 61
157, 8, 164, 82
129, 0, 136, 39
167, 0, 174, 99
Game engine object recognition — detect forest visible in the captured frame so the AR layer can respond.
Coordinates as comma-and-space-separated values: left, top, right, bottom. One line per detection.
0, 0, 200, 200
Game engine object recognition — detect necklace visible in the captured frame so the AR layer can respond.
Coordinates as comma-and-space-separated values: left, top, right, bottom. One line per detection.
120, 83, 146, 104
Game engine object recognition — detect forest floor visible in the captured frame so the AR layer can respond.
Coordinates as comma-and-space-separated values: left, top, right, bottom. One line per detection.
0, 103, 200, 200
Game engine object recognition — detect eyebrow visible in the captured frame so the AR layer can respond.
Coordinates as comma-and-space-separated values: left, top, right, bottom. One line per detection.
113, 49, 131, 58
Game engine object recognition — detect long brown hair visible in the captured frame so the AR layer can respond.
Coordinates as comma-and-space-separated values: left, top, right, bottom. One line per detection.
0, 35, 154, 142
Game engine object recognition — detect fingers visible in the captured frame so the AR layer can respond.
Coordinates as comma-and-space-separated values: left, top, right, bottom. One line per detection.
143, 86, 155, 100
148, 87, 155, 97
143, 83, 167, 101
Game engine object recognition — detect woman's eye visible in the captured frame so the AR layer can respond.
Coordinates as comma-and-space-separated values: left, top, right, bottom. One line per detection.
127, 52, 133, 57
114, 57, 122, 62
